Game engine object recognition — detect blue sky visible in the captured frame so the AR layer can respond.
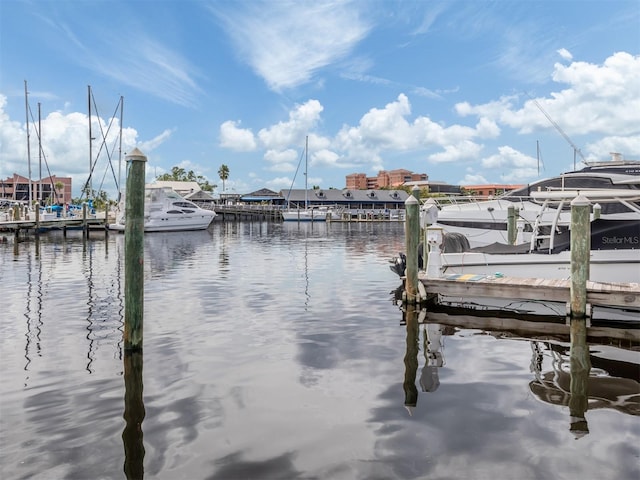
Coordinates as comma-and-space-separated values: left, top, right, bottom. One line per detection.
1, 0, 639, 198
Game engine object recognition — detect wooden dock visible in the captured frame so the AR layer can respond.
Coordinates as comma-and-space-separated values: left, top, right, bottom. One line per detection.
418, 273, 640, 310
212, 204, 282, 221
0, 217, 108, 234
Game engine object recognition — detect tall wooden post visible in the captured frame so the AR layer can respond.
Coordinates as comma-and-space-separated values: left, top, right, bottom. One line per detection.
35, 202, 41, 235
82, 202, 88, 238
507, 206, 516, 245
124, 148, 147, 351
570, 194, 590, 318
405, 195, 420, 303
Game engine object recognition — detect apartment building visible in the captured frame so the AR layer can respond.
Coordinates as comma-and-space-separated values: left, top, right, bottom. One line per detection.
346, 169, 427, 189
0, 174, 72, 204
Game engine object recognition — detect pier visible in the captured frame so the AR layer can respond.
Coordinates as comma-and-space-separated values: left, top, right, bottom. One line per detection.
418, 274, 640, 311
399, 187, 640, 319
0, 216, 109, 236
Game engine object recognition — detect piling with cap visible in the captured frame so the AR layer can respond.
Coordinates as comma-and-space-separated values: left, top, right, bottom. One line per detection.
35, 202, 41, 235
404, 195, 420, 303
124, 148, 147, 351
569, 194, 590, 318
507, 206, 517, 245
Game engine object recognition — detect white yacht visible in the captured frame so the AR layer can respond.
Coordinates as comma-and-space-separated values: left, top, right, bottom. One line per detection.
393, 188, 640, 283
109, 186, 216, 232
430, 189, 640, 283
431, 155, 640, 247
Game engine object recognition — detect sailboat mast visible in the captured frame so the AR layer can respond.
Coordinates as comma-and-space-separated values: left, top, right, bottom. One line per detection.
118, 96, 124, 201
24, 80, 32, 205
38, 102, 42, 203
88, 85, 93, 197
304, 135, 308, 209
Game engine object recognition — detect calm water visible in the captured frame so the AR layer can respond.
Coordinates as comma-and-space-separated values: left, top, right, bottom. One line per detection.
1, 221, 638, 480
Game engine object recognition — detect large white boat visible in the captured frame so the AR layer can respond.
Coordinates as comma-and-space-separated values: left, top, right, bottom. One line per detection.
109, 186, 216, 232
393, 189, 640, 283
431, 155, 640, 247
432, 189, 640, 283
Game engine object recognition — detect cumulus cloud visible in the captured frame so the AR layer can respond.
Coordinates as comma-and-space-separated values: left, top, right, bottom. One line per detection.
220, 120, 257, 151
257, 100, 324, 149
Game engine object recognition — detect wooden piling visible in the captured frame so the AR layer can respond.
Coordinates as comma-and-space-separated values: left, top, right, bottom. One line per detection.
124, 148, 147, 351
569, 195, 590, 318
35, 202, 41, 235
405, 195, 420, 303
82, 202, 88, 238
507, 206, 516, 245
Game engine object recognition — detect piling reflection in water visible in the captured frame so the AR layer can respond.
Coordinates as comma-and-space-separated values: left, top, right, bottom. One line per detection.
569, 318, 591, 438
123, 351, 145, 479
402, 305, 419, 412
402, 306, 640, 426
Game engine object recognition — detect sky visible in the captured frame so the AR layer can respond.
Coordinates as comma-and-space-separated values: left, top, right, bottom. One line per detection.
0, 0, 639, 199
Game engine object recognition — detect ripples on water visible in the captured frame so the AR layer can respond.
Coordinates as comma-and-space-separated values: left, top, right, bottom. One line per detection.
0, 222, 638, 480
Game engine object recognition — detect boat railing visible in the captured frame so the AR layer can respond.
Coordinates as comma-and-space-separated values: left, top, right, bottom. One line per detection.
529, 189, 640, 253
426, 195, 536, 211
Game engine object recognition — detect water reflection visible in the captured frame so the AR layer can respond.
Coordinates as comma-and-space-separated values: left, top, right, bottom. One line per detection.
18, 235, 125, 377
402, 305, 419, 412
404, 306, 640, 425
123, 351, 145, 479
23, 250, 44, 376
529, 338, 640, 419
420, 323, 446, 394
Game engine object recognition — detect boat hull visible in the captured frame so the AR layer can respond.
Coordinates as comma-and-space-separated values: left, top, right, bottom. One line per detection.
109, 213, 215, 232
282, 210, 331, 222
438, 249, 640, 283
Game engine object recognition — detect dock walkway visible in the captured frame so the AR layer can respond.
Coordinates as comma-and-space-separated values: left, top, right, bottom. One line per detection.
419, 273, 640, 310
0, 217, 108, 234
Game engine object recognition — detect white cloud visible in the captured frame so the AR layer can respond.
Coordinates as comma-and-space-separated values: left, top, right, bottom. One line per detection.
557, 48, 573, 61
454, 53, 640, 161
459, 174, 488, 186
220, 121, 257, 151
428, 141, 483, 164
211, 0, 372, 92
257, 100, 324, 149
481, 146, 537, 169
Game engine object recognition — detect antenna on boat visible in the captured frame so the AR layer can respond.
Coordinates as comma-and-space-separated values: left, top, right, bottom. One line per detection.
526, 92, 587, 169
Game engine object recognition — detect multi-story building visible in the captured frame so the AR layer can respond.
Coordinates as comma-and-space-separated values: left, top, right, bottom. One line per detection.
346, 169, 428, 189
0, 174, 72, 204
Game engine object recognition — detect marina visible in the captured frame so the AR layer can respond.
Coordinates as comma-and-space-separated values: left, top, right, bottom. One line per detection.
1, 221, 638, 479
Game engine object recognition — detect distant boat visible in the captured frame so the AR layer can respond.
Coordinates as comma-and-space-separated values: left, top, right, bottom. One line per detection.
108, 186, 216, 232
282, 136, 339, 222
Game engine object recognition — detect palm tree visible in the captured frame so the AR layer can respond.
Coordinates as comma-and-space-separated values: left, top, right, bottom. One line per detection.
54, 181, 64, 205
218, 164, 230, 192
